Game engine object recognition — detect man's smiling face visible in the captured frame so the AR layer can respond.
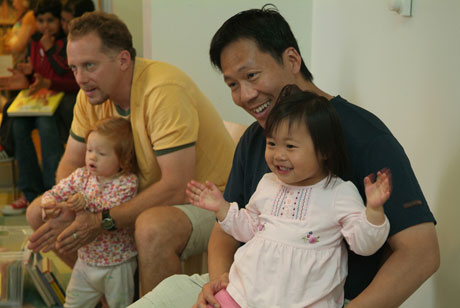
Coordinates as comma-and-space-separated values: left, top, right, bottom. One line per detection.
220, 38, 297, 128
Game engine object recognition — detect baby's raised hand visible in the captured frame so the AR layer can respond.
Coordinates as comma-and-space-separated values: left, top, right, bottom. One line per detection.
364, 168, 392, 210
186, 180, 230, 221
41, 198, 61, 219
68, 193, 86, 211
187, 180, 223, 211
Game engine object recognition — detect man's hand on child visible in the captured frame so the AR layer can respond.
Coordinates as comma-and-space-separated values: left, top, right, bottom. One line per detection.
68, 193, 86, 211
194, 272, 230, 308
41, 198, 62, 220
56, 210, 101, 254
28, 205, 76, 253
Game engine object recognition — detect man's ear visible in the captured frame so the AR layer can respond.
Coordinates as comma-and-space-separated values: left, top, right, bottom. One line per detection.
118, 50, 131, 71
282, 47, 302, 74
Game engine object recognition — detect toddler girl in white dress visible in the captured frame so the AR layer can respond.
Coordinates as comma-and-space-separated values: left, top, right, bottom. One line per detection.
187, 85, 391, 308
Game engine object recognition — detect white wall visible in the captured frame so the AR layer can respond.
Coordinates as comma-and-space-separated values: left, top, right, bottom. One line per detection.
111, 0, 144, 57
143, 0, 312, 125
311, 1, 460, 307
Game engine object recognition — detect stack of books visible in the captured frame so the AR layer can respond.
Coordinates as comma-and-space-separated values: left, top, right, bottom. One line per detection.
24, 252, 66, 307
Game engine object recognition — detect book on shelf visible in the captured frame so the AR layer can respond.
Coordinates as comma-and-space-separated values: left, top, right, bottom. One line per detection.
7, 88, 64, 116
39, 255, 65, 307
25, 252, 55, 307
36, 267, 64, 307
48, 271, 66, 302
25, 251, 67, 307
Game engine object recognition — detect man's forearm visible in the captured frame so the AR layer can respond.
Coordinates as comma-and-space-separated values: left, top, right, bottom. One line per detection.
56, 159, 80, 182
207, 223, 239, 281
348, 223, 440, 308
111, 178, 189, 229
111, 146, 196, 229
55, 137, 86, 182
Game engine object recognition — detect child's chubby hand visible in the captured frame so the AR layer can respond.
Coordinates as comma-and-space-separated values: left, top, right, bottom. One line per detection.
40, 198, 61, 220
68, 192, 86, 212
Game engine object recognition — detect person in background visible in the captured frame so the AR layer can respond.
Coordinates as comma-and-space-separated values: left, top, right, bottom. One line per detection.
187, 85, 392, 307
53, 0, 95, 146
3, 0, 37, 65
0, 0, 78, 215
41, 117, 138, 308
0, 0, 37, 194
26, 11, 234, 299
130, 5, 439, 308
61, 0, 95, 35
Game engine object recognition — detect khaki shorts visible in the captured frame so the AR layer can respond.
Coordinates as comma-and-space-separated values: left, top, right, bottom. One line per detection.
173, 204, 216, 260
128, 273, 209, 307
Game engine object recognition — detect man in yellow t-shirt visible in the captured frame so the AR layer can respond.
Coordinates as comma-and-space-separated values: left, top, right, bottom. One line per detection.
26, 12, 235, 296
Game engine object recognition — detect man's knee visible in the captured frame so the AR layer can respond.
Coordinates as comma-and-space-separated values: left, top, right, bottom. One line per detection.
135, 206, 192, 252
134, 208, 163, 245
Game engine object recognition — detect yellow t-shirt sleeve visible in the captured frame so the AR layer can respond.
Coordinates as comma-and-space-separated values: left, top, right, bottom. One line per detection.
145, 85, 199, 155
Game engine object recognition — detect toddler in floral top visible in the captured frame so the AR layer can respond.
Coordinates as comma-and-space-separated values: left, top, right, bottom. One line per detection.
41, 117, 139, 308
187, 85, 392, 308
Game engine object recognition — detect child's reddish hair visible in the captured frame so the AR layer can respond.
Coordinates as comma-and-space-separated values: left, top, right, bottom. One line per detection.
85, 117, 138, 174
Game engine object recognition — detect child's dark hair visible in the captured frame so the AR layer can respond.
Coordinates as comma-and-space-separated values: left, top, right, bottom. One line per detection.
85, 117, 138, 175
35, 0, 62, 19
265, 85, 349, 185
63, 0, 95, 18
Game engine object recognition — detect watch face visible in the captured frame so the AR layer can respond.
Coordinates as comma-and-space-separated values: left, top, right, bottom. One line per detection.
102, 218, 114, 230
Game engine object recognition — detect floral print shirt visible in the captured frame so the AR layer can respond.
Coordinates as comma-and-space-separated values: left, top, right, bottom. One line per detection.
43, 167, 138, 266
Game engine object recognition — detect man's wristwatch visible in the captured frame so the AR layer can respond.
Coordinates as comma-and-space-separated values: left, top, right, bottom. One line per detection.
101, 209, 117, 231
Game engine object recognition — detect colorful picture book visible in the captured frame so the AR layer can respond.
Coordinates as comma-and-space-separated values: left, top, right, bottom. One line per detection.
25, 252, 66, 307
7, 88, 64, 116
25, 252, 54, 307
